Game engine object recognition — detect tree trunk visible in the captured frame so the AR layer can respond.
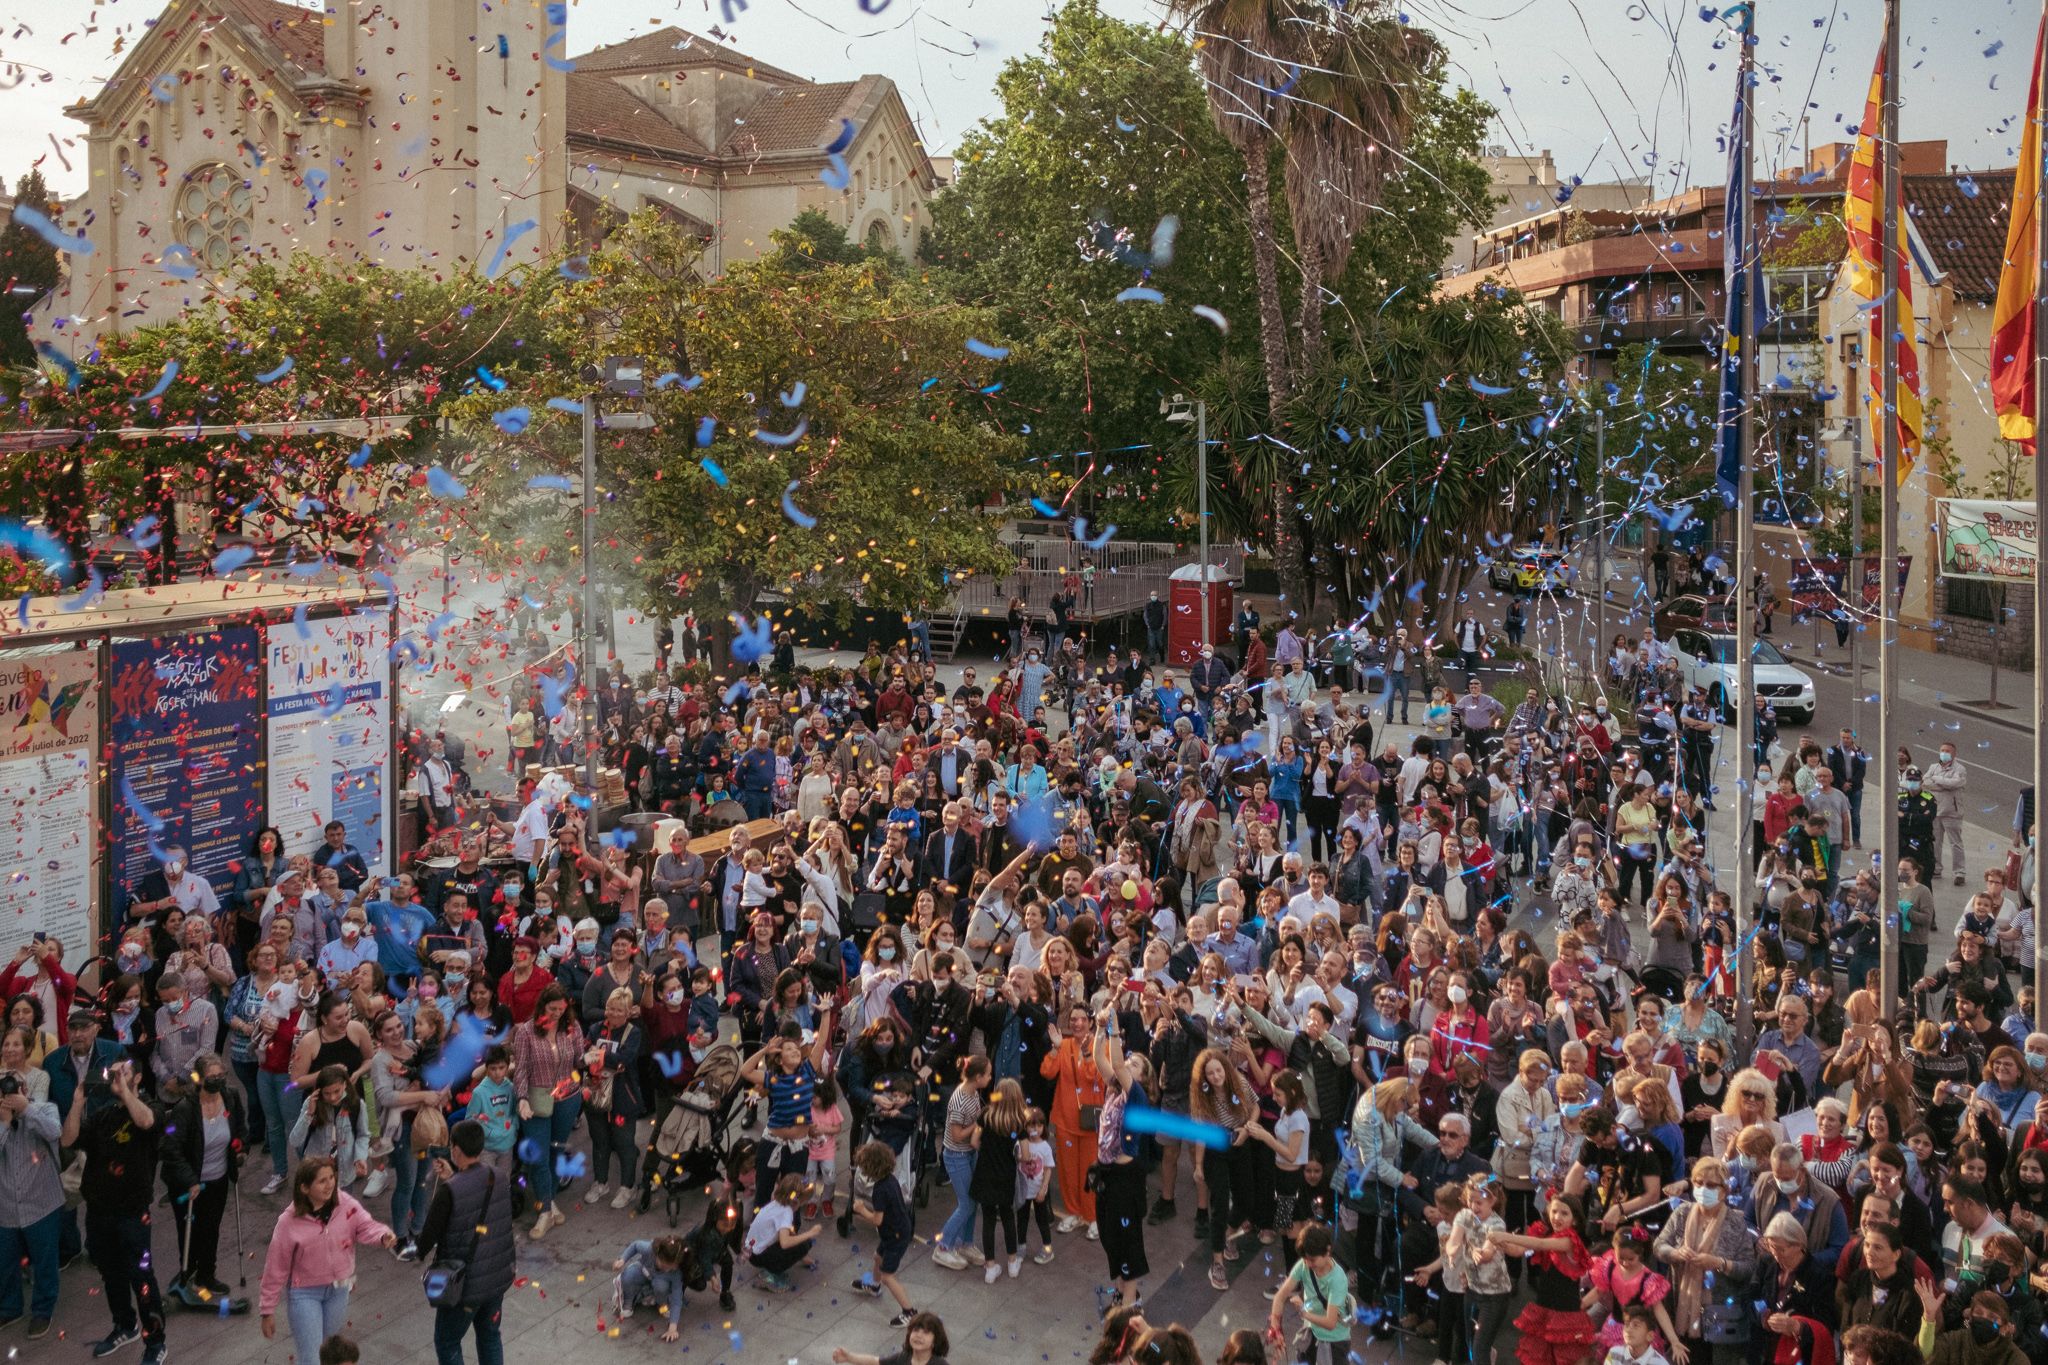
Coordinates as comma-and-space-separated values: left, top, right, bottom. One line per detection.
1296, 235, 1326, 373
1241, 141, 1307, 618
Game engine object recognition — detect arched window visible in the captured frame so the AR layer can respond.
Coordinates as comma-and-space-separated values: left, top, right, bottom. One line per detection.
864, 219, 888, 253
176, 163, 253, 270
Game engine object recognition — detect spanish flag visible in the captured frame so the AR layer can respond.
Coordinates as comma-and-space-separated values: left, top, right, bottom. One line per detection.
1992, 16, 2044, 454
1842, 18, 1925, 480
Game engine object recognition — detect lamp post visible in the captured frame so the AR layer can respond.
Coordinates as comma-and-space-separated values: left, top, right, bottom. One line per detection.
1163, 394, 1209, 650
577, 358, 653, 789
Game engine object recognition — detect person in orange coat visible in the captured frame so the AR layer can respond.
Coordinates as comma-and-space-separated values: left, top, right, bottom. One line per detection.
1040, 1001, 1107, 1236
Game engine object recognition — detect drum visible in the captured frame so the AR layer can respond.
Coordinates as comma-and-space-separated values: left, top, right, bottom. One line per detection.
698, 798, 749, 835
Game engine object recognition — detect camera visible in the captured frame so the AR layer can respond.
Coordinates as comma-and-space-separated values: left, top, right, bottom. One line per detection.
0, 1074, 19, 1098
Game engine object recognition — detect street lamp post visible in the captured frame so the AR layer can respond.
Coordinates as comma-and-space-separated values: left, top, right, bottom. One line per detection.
1163, 394, 1209, 650
577, 359, 652, 790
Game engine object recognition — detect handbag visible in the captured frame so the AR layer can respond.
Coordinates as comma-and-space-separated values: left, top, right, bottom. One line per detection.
1699, 1295, 1749, 1345
423, 1168, 496, 1307
525, 1086, 556, 1118
1077, 1104, 1101, 1132
849, 892, 887, 932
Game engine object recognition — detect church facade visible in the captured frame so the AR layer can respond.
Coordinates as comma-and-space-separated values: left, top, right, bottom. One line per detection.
31, 0, 941, 356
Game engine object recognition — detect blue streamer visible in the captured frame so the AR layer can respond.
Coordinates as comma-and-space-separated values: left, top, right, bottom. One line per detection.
780, 481, 817, 529
484, 219, 537, 279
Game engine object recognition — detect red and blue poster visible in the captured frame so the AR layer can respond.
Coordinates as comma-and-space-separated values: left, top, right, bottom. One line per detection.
109, 626, 264, 907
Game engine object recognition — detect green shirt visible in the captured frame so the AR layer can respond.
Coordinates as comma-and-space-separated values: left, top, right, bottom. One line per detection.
1287, 1260, 1353, 1342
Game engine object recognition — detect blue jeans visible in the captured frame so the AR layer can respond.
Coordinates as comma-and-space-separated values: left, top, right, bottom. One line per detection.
738, 789, 772, 820
435, 1294, 506, 1365
521, 1095, 584, 1206
286, 1282, 351, 1365
0, 1207, 61, 1321
939, 1148, 978, 1250
1384, 671, 1410, 721
258, 1069, 298, 1178
391, 1114, 433, 1237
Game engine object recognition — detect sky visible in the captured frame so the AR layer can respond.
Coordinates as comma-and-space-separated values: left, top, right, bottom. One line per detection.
0, 0, 2037, 202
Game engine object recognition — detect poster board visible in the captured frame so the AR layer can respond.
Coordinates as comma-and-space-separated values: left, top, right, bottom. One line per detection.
108, 627, 264, 908
1937, 499, 2040, 584
0, 649, 98, 944
266, 612, 391, 874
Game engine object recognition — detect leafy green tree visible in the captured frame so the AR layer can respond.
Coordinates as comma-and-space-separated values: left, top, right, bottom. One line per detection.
454, 210, 1019, 646
0, 169, 60, 367
770, 208, 893, 271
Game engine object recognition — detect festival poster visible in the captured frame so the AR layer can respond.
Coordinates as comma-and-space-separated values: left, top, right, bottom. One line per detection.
1938, 499, 2040, 584
0, 649, 99, 945
267, 612, 391, 874
108, 627, 264, 907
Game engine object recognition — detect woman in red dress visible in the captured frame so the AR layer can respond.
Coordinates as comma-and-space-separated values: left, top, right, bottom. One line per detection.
1491, 1194, 1599, 1365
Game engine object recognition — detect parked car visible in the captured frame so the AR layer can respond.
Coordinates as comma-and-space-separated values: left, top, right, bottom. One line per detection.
1487, 545, 1574, 595
1666, 628, 1816, 725
1652, 591, 1736, 640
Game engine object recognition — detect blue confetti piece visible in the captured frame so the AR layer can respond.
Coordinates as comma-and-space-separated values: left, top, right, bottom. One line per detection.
778, 381, 806, 408
1115, 116, 1137, 132
696, 418, 719, 448
1150, 215, 1179, 267
515, 1137, 546, 1164
426, 612, 458, 641
426, 466, 468, 500
303, 167, 328, 208
120, 774, 165, 834
129, 515, 161, 550
1072, 517, 1115, 549
558, 256, 591, 281
33, 343, 78, 390
1467, 376, 1512, 395
347, 443, 374, 470
699, 456, 727, 486
158, 244, 199, 280
9, 204, 92, 257
1423, 401, 1443, 438
1029, 497, 1062, 517
254, 357, 294, 384
920, 376, 942, 390
1191, 304, 1229, 331
213, 545, 255, 575
526, 475, 576, 492
780, 481, 817, 529
130, 359, 179, 405
1115, 286, 1165, 304
150, 74, 179, 103
293, 603, 311, 638
1406, 579, 1426, 602
484, 219, 538, 279
286, 557, 330, 579
755, 418, 807, 447
728, 1332, 744, 1352
493, 407, 531, 435
317, 682, 348, 719
820, 153, 851, 191
721, 679, 750, 707
653, 371, 701, 391
729, 615, 772, 664
553, 1150, 587, 1180
496, 34, 510, 58
476, 366, 507, 392
824, 118, 858, 155
1958, 175, 1981, 200
545, 397, 584, 416
965, 337, 1010, 360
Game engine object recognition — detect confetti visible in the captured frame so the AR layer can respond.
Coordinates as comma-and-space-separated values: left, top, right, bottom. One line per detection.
965, 338, 1010, 360
131, 359, 179, 405
254, 358, 295, 384
493, 407, 533, 434
158, 244, 200, 280
13, 203, 90, 255
780, 481, 818, 528
485, 219, 539, 279
426, 466, 469, 500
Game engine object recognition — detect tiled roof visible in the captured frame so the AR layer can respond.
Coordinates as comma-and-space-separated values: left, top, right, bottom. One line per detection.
566, 73, 711, 161
1906, 168, 2017, 305
572, 26, 806, 85
737, 79, 868, 155
213, 0, 326, 75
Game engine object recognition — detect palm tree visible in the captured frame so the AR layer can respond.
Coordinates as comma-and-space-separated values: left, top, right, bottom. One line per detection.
1166, 0, 1309, 606
1283, 6, 1440, 364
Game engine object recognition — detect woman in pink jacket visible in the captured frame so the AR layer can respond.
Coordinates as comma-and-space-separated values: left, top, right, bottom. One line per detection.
258, 1156, 396, 1364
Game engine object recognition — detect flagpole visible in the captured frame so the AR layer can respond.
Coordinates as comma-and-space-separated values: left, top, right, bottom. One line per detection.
1733, 8, 1759, 1049
2032, 0, 2048, 1034
1877, 0, 1903, 1017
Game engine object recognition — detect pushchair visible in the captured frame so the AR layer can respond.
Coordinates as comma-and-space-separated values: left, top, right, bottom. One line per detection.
646, 1043, 756, 1227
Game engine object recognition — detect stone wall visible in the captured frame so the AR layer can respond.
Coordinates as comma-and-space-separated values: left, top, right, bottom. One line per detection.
1933, 578, 2036, 669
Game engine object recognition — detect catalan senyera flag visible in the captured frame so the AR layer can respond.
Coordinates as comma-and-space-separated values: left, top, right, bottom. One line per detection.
1841, 19, 1925, 481
1991, 15, 2045, 454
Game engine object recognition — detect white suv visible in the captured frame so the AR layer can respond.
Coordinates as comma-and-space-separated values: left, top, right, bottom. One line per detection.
1667, 628, 1816, 725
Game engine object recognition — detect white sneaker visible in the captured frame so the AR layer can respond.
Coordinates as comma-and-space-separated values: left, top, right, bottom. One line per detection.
984, 1262, 1002, 1284
963, 1245, 987, 1266
1086, 1222, 1100, 1241
585, 1182, 610, 1203
260, 1175, 285, 1196
1055, 1214, 1083, 1235
362, 1168, 392, 1199
610, 1186, 634, 1210
1032, 1247, 1055, 1266
1007, 1256, 1022, 1279
931, 1247, 968, 1271
610, 1274, 630, 1320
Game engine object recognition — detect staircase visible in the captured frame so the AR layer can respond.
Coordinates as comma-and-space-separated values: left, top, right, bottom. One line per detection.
927, 611, 969, 664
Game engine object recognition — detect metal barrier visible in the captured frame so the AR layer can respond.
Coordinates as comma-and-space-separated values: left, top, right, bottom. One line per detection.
946, 526, 1244, 623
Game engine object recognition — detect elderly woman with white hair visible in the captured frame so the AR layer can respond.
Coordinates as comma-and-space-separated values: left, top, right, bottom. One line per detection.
1755, 1209, 1838, 1360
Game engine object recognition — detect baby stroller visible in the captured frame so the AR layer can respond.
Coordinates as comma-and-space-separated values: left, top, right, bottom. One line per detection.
647, 1043, 756, 1227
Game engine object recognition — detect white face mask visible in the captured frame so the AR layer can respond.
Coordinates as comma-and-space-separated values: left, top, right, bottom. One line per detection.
1448, 985, 1468, 1005
666, 989, 686, 1007
341, 922, 362, 940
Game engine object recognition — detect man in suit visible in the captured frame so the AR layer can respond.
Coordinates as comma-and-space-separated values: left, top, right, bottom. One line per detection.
1825, 728, 1870, 849
924, 728, 972, 800
920, 801, 977, 898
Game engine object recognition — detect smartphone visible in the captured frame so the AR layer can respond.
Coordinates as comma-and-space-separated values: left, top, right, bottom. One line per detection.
32, 932, 45, 943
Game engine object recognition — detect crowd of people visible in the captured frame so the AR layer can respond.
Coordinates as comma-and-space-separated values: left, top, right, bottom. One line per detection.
0, 607, 2035, 1365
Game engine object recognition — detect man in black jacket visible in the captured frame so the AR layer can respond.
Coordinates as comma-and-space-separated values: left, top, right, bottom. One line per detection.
919, 802, 976, 899
417, 1120, 517, 1365
62, 1059, 166, 1365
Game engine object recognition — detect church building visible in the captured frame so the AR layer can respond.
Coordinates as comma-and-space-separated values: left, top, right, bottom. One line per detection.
31, 0, 941, 356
